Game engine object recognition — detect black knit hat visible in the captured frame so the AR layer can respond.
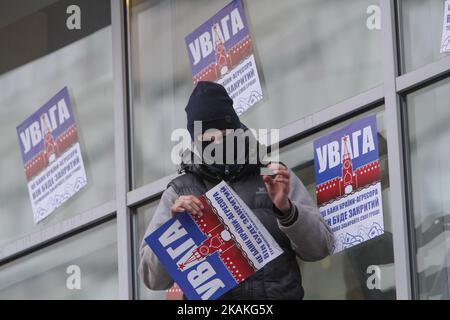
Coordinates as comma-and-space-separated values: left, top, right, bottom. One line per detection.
185, 81, 241, 140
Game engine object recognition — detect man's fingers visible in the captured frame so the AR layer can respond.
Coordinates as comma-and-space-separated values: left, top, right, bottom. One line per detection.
177, 198, 203, 216
180, 195, 204, 210
170, 205, 184, 214
273, 169, 289, 179
274, 177, 289, 184
191, 196, 205, 210
171, 195, 204, 216
268, 163, 287, 171
268, 163, 289, 178
181, 203, 200, 216
172, 195, 204, 216
184, 201, 202, 215
263, 175, 274, 186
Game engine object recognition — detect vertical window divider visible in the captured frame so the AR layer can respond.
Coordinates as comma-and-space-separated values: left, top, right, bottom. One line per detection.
112, 0, 134, 300
380, 0, 413, 299
398, 93, 420, 299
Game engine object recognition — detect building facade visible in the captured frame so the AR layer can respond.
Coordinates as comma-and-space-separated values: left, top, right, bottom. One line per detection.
0, 0, 449, 300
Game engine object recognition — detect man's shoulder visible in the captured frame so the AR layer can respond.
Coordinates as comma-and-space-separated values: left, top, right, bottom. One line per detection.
167, 171, 205, 195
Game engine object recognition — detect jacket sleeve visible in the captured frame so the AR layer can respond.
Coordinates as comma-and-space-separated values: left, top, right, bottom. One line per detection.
137, 186, 178, 290
276, 168, 335, 261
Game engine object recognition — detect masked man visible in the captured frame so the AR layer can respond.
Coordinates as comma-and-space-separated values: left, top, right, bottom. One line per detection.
138, 81, 334, 299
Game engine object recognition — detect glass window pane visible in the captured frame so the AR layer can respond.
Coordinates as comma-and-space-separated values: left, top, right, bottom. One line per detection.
407, 77, 450, 299
280, 107, 396, 299
0, 220, 118, 299
131, 0, 383, 187
400, 0, 450, 73
0, 0, 115, 245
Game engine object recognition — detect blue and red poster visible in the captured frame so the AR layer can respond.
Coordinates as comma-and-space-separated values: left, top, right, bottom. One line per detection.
185, 0, 263, 115
314, 115, 384, 253
17, 87, 87, 224
146, 181, 282, 300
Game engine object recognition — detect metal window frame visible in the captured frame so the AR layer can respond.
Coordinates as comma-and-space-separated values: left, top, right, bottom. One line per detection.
112, 0, 134, 300
396, 56, 450, 94
380, 0, 412, 300
0, 201, 116, 265
1, 0, 450, 300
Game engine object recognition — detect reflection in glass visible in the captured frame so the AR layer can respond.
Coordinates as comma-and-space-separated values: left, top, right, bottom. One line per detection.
400, 0, 450, 72
407, 78, 450, 299
0, 220, 118, 299
130, 0, 383, 187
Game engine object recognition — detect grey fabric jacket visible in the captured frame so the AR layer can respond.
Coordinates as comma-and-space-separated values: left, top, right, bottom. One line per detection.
138, 163, 334, 299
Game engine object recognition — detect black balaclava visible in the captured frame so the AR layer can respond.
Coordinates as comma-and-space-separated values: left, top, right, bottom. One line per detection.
185, 81, 248, 180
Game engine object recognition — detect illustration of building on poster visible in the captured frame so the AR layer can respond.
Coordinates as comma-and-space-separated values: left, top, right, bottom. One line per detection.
313, 115, 384, 254
441, 0, 450, 53
145, 181, 283, 300
185, 0, 263, 115
16, 87, 88, 224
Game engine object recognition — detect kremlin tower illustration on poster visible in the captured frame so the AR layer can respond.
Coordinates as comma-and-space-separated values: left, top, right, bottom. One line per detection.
315, 135, 381, 206
191, 23, 253, 85
176, 195, 255, 283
